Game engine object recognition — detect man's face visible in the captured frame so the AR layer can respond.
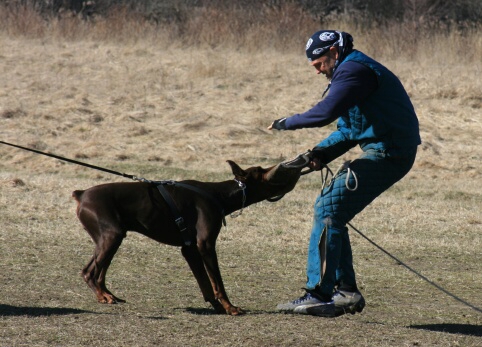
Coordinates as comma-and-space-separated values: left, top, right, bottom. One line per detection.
310, 47, 338, 80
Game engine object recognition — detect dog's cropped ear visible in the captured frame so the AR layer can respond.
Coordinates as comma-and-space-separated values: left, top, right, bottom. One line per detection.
226, 160, 247, 178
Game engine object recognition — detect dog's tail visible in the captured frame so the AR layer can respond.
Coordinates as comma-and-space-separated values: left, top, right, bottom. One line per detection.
72, 190, 85, 202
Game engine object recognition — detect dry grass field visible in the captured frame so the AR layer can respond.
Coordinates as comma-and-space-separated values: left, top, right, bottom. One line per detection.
0, 7, 481, 347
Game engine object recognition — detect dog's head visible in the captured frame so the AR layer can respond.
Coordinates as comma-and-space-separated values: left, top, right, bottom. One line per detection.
226, 160, 302, 200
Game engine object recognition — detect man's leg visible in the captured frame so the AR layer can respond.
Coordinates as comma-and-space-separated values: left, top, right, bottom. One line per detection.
336, 226, 357, 291
278, 149, 417, 315
299, 149, 417, 316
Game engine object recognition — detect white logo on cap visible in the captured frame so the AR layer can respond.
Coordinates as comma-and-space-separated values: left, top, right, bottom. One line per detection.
305, 38, 313, 50
319, 32, 337, 41
312, 48, 324, 55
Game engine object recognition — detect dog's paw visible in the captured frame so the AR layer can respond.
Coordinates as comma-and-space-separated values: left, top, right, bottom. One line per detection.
227, 306, 245, 316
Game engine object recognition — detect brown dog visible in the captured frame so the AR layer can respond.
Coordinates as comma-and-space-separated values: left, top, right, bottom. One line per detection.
72, 160, 302, 315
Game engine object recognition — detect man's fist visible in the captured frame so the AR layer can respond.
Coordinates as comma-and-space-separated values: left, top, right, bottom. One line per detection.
268, 117, 287, 130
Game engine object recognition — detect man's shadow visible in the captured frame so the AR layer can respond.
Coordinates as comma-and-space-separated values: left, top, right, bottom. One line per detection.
409, 323, 482, 337
0, 304, 93, 317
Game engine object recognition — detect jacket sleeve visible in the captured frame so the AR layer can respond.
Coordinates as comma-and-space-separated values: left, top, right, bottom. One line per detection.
283, 61, 377, 162
284, 61, 378, 130
312, 117, 357, 163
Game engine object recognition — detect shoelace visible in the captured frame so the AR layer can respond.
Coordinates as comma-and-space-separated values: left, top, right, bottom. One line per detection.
294, 293, 313, 304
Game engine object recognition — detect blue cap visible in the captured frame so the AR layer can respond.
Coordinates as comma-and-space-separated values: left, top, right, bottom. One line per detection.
305, 30, 341, 61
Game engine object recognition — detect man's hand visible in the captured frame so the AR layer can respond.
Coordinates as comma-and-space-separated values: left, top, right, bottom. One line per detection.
268, 117, 287, 130
308, 157, 323, 171
307, 147, 328, 171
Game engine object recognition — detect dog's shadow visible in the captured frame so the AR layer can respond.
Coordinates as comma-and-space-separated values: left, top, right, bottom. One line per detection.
0, 303, 168, 320
409, 323, 482, 337
184, 307, 280, 316
0, 304, 94, 317
184, 307, 220, 315
184, 307, 254, 316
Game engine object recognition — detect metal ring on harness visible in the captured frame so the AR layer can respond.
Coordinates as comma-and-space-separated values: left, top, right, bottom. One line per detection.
229, 179, 247, 218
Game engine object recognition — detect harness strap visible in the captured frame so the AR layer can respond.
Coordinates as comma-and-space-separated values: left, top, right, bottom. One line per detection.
229, 179, 246, 218
173, 182, 226, 226
156, 183, 193, 246
155, 180, 228, 246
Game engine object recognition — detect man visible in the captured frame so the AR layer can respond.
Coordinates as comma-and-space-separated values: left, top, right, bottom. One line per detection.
268, 30, 421, 317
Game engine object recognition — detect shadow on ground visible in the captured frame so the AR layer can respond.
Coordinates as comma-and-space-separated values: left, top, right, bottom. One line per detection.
409, 324, 482, 337
0, 304, 94, 317
184, 307, 218, 315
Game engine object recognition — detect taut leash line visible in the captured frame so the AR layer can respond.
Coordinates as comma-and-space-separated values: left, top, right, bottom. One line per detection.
0, 140, 143, 181
348, 222, 482, 314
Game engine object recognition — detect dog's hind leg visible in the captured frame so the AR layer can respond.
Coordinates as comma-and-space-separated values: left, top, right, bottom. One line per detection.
181, 245, 225, 314
82, 231, 125, 304
81, 256, 97, 293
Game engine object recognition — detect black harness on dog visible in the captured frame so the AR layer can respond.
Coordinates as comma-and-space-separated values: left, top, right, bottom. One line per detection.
155, 180, 227, 246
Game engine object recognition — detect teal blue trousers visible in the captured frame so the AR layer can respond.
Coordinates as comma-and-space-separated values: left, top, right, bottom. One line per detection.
306, 148, 417, 296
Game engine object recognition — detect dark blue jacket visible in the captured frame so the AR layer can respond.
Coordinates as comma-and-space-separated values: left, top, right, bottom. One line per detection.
284, 50, 421, 161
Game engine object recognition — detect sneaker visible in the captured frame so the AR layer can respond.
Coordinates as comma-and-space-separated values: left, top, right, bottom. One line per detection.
293, 300, 345, 317
332, 290, 365, 314
276, 292, 322, 312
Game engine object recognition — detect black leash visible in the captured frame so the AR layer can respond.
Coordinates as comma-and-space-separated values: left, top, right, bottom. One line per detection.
348, 222, 482, 314
1, 140, 228, 247
0, 140, 143, 181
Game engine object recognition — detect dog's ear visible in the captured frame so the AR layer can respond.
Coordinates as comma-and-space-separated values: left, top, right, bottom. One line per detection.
227, 160, 247, 178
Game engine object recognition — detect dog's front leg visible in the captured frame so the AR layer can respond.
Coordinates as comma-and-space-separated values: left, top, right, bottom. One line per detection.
181, 245, 225, 314
197, 240, 245, 316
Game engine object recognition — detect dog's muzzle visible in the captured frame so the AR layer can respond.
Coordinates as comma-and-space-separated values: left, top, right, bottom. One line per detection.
265, 151, 314, 203
280, 150, 314, 175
